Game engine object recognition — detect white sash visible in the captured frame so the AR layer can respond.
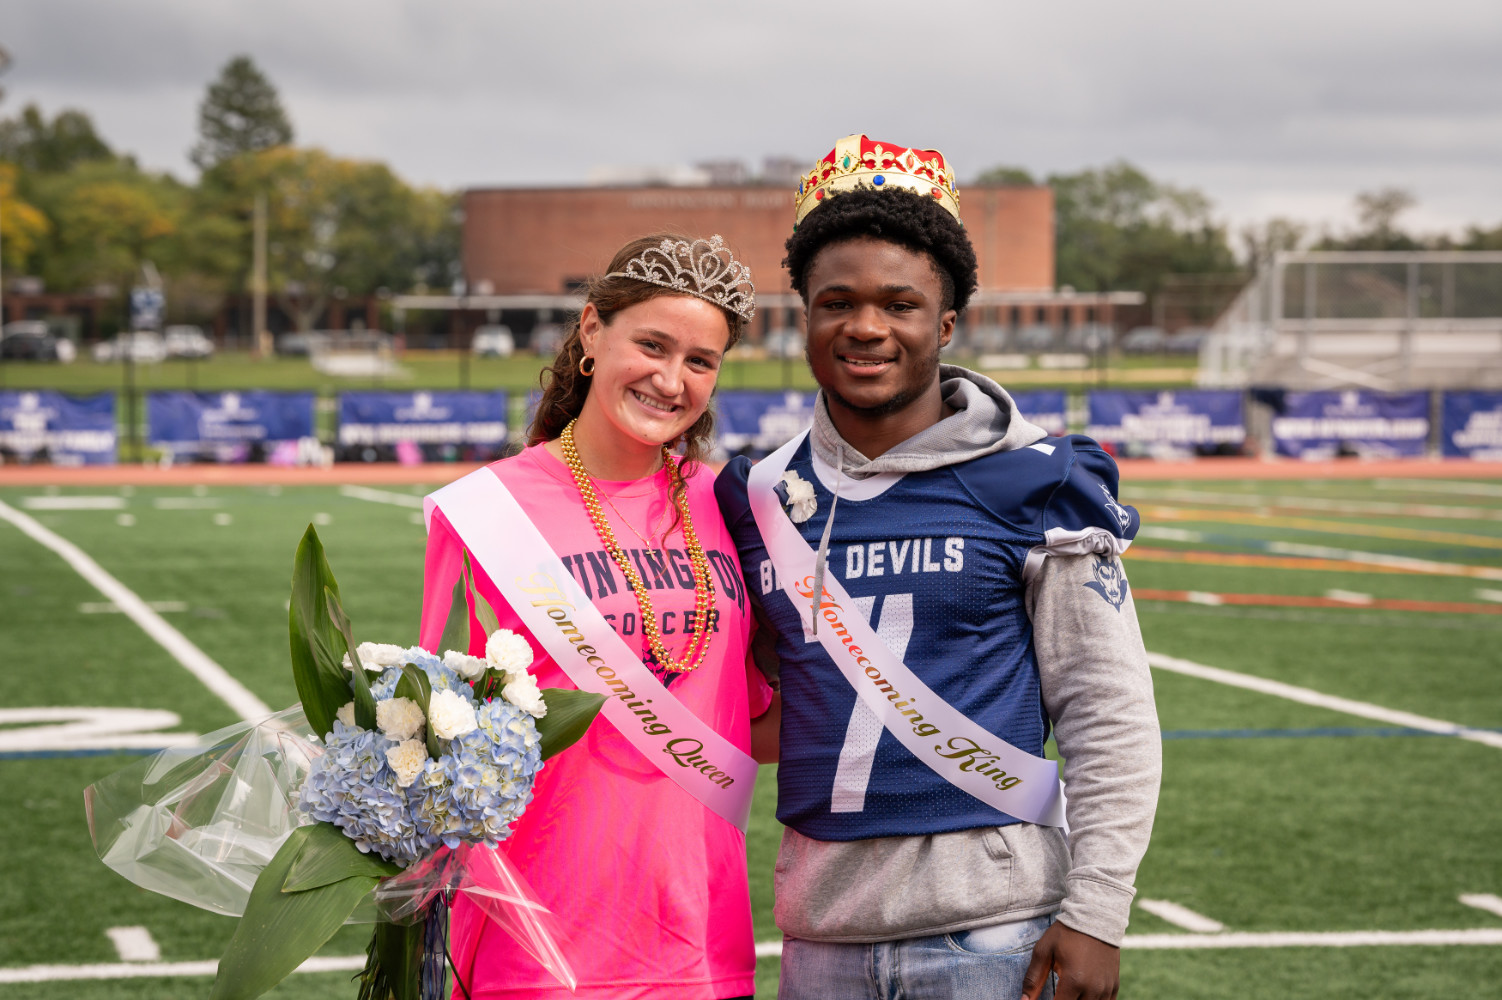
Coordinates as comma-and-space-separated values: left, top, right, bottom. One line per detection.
426, 468, 757, 832
748, 433, 1065, 827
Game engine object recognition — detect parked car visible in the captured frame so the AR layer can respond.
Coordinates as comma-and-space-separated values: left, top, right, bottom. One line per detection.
164, 325, 214, 360
275, 331, 331, 356
92, 331, 168, 364
764, 328, 805, 359
1120, 326, 1167, 354
1, 321, 75, 362
471, 325, 515, 358
1014, 324, 1057, 353
1164, 326, 1209, 355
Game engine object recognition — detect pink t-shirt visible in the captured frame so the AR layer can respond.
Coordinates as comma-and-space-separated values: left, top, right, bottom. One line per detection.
421, 444, 771, 1000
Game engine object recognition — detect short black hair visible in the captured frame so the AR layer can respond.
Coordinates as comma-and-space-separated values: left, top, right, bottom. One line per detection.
783, 186, 979, 313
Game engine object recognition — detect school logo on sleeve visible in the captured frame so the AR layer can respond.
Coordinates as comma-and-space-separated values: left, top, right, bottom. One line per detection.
1084, 553, 1128, 610
1099, 483, 1132, 533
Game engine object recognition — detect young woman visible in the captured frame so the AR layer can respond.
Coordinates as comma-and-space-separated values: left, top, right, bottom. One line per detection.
419, 234, 774, 999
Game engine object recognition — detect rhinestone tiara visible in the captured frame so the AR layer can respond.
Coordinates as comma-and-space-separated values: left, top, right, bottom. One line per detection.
606, 234, 756, 322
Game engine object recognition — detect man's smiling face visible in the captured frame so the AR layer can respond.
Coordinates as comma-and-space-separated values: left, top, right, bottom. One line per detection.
803, 236, 956, 420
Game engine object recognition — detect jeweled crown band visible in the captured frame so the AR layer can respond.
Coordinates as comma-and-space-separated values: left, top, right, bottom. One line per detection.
794, 134, 961, 226
606, 234, 756, 323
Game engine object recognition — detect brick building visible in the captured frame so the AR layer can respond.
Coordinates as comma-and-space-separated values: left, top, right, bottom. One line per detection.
461, 183, 1055, 300
395, 182, 1137, 350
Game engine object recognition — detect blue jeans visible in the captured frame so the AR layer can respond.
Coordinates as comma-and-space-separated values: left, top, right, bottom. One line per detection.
779, 914, 1056, 1000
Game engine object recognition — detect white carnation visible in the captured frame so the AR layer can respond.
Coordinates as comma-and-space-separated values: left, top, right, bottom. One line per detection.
501, 672, 548, 718
375, 697, 425, 742
443, 649, 489, 682
335, 702, 357, 728
356, 642, 408, 669
485, 629, 534, 679
427, 688, 479, 740
384, 739, 429, 788
782, 471, 818, 524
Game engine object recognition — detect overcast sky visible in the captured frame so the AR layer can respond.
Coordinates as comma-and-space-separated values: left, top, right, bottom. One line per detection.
6, 0, 1501, 243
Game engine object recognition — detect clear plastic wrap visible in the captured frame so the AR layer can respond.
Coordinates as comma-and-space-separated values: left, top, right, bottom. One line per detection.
84, 707, 577, 990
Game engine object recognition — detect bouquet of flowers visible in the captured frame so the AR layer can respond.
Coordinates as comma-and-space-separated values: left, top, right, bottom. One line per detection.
85, 527, 604, 1000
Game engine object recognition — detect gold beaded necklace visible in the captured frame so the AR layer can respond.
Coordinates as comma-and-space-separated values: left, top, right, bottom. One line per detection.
559, 419, 716, 674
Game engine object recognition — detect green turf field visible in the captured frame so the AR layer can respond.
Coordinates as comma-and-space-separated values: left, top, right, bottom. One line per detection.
1, 474, 1499, 998
0, 350, 1197, 396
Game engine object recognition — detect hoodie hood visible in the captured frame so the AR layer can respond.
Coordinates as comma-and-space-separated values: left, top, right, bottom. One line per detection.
810, 364, 1048, 479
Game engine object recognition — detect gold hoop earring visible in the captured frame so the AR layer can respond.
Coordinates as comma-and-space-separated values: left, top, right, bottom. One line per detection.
579, 355, 596, 377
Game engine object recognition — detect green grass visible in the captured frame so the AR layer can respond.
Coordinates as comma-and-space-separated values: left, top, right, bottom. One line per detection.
1, 476, 1500, 998
0, 349, 1198, 396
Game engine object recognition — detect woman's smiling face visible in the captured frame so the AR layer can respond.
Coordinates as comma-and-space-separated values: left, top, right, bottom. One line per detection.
576, 293, 731, 456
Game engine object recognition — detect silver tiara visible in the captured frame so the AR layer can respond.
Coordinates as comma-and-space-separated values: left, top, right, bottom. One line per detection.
607, 234, 756, 322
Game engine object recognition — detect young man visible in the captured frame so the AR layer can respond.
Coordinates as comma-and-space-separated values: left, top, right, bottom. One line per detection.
716, 136, 1161, 1000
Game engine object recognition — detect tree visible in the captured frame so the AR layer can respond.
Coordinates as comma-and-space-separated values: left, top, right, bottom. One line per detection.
0, 104, 115, 173
1047, 161, 1237, 299
0, 162, 50, 274
189, 56, 293, 171
974, 165, 1037, 186
199, 147, 458, 329
1240, 217, 1307, 273
1314, 187, 1424, 252
29, 160, 181, 295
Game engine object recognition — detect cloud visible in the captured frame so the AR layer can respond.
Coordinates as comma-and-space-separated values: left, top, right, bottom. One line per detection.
4, 0, 1500, 231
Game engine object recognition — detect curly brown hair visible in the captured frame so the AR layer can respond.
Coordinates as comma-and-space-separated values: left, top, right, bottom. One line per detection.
528, 233, 749, 466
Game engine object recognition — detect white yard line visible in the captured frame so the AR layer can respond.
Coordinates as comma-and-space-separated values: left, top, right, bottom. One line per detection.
1374, 480, 1502, 499
152, 497, 224, 510
7, 927, 1502, 981
1129, 488, 1502, 522
1476, 589, 1502, 604
0, 955, 364, 984
1264, 541, 1502, 581
0, 498, 272, 723
105, 927, 161, 963
1146, 651, 1502, 751
1323, 589, 1374, 605
1460, 894, 1502, 919
20, 496, 127, 510
1123, 929, 1502, 949
1137, 899, 1226, 933
80, 600, 187, 614
339, 484, 425, 508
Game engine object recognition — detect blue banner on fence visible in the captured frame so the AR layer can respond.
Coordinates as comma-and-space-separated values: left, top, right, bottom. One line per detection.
1271, 390, 1430, 459
1086, 390, 1244, 453
1011, 389, 1068, 436
148, 391, 315, 460
338, 391, 508, 449
1440, 391, 1502, 460
0, 391, 116, 465
715, 390, 819, 457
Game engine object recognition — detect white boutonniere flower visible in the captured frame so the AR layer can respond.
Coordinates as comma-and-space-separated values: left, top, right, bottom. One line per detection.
781, 470, 817, 524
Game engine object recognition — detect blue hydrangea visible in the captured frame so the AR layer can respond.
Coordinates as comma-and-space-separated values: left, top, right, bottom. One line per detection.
296, 650, 544, 866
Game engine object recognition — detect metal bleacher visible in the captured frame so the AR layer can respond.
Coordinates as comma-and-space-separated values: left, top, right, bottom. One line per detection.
1200, 251, 1502, 390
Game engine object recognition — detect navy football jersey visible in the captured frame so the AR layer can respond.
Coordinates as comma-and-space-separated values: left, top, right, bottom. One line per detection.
716, 434, 1138, 841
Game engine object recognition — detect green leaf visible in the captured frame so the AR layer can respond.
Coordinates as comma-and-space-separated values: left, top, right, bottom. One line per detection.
210, 826, 378, 1000
462, 550, 500, 637
438, 572, 471, 658
370, 920, 425, 1000
282, 822, 401, 893
535, 688, 606, 761
395, 663, 441, 761
289, 526, 355, 738
326, 586, 376, 730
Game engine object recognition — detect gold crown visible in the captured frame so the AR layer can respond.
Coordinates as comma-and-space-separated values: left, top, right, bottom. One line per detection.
794, 134, 961, 226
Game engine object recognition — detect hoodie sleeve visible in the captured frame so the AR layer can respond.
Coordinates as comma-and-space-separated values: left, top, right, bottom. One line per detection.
1024, 442, 1161, 945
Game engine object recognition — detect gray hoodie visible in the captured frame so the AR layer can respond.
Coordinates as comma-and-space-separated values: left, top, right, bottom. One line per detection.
770, 364, 1162, 947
